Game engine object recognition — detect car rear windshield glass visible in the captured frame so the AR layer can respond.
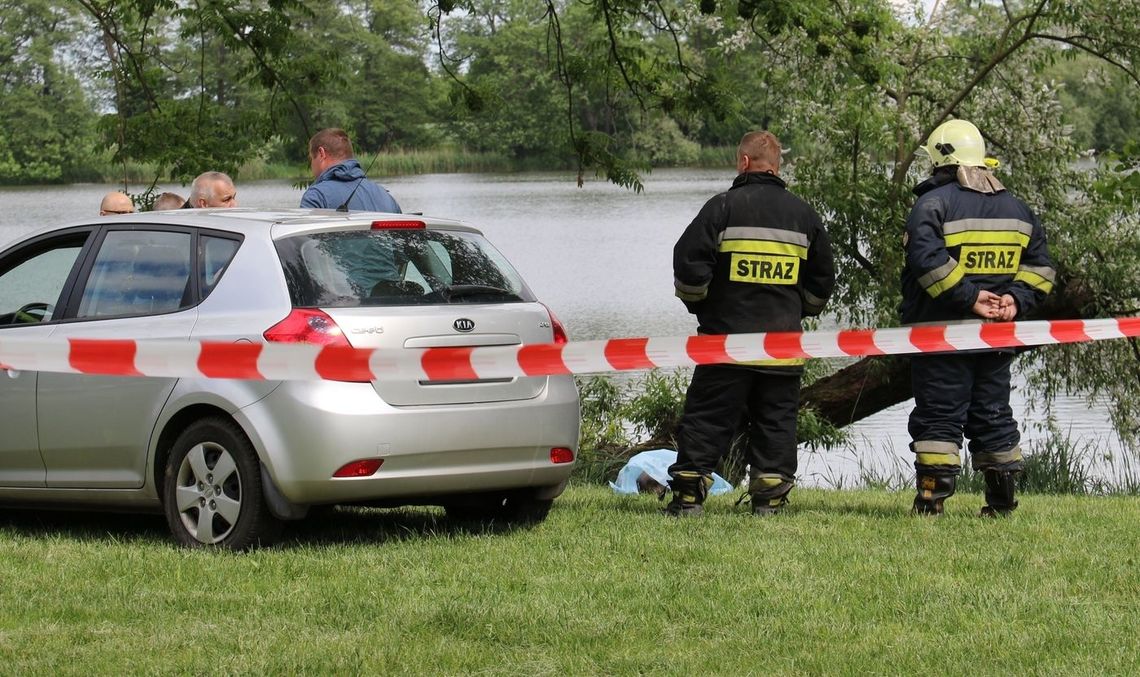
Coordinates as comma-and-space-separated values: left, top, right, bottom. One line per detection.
277, 229, 536, 307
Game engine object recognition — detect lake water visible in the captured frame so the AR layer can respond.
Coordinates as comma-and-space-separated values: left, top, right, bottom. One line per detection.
0, 171, 1130, 487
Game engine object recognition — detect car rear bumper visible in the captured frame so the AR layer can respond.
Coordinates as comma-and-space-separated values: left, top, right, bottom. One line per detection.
235, 376, 580, 505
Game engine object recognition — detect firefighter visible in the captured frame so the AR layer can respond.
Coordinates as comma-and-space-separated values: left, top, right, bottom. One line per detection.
901, 119, 1056, 516
668, 130, 835, 516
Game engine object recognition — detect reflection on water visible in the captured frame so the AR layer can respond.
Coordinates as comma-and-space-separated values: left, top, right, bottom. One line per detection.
0, 171, 1129, 486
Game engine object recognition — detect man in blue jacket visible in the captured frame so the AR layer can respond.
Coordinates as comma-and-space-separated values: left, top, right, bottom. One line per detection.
301, 128, 401, 212
901, 119, 1055, 517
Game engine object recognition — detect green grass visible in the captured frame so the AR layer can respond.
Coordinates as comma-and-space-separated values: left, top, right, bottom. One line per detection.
2, 486, 1139, 674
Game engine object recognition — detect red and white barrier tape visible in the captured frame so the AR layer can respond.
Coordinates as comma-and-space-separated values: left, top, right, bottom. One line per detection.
1, 317, 1138, 381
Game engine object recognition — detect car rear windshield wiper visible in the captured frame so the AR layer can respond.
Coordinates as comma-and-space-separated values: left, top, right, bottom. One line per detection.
439, 284, 523, 302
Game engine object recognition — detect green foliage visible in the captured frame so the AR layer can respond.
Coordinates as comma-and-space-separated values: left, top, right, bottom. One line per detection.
959, 425, 1140, 496
0, 1, 100, 183
63, 0, 440, 181
1051, 51, 1140, 153
573, 375, 632, 484
99, 98, 267, 181
629, 117, 700, 166
574, 370, 688, 484
618, 369, 690, 443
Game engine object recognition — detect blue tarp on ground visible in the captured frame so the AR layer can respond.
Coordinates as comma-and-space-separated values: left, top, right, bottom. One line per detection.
609, 449, 733, 495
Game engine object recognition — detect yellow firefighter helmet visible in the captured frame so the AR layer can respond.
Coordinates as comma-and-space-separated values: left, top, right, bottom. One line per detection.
921, 119, 986, 168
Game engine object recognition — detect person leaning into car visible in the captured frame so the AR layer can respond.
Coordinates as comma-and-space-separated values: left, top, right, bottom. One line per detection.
301, 128, 401, 213
667, 130, 835, 517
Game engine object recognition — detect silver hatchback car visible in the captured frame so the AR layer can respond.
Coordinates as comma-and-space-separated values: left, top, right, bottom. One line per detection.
0, 210, 580, 549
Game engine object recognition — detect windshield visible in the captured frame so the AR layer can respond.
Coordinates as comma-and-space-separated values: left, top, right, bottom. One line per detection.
276, 229, 536, 307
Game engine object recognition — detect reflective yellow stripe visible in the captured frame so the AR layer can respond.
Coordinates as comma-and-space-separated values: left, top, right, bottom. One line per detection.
675, 277, 709, 301
722, 227, 809, 248
942, 218, 1033, 238
912, 440, 960, 453
719, 239, 809, 259
973, 446, 1023, 466
738, 358, 807, 367
944, 230, 1030, 247
1014, 269, 1054, 294
916, 452, 962, 467
1019, 264, 1056, 283
925, 262, 965, 297
754, 475, 788, 488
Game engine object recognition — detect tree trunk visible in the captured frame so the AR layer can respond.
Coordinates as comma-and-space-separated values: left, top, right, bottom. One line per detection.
802, 355, 913, 427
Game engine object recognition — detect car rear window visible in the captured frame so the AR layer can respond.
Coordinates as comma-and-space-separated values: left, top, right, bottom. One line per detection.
276, 229, 536, 307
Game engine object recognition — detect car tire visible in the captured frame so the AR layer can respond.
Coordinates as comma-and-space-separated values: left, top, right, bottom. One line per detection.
162, 417, 282, 550
446, 490, 554, 525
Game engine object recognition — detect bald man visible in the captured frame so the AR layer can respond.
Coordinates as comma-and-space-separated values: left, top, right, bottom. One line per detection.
99, 192, 135, 216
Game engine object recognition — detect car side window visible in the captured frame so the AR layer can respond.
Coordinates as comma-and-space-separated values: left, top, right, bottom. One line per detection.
0, 236, 87, 326
200, 235, 240, 298
77, 230, 193, 319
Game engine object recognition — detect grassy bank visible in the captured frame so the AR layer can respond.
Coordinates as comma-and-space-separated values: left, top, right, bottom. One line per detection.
59, 148, 561, 187
1, 485, 1138, 674
35, 145, 738, 188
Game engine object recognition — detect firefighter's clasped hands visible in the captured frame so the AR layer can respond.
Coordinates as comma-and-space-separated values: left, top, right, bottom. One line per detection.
973, 289, 1018, 321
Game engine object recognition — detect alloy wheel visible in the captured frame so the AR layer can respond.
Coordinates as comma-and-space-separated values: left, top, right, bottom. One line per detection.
174, 442, 243, 544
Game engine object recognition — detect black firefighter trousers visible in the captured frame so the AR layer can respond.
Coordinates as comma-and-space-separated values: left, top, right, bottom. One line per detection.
669, 364, 801, 480
909, 350, 1021, 469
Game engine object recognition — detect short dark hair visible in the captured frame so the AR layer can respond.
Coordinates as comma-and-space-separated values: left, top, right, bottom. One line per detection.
309, 128, 354, 161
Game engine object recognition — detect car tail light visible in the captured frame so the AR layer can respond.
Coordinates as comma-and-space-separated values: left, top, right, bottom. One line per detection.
541, 303, 568, 344
332, 459, 384, 478
371, 220, 425, 230
264, 308, 350, 347
550, 447, 574, 464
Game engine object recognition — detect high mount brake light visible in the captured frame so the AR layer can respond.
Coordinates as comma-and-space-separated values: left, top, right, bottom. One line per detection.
371, 220, 425, 230
264, 308, 350, 347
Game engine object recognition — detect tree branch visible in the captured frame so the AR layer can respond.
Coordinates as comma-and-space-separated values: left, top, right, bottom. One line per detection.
1027, 33, 1140, 86
892, 1, 1049, 188
214, 10, 311, 139
599, 0, 645, 109
74, 0, 161, 110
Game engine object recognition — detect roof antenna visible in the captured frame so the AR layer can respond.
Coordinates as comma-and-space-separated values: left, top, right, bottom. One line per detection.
336, 146, 383, 212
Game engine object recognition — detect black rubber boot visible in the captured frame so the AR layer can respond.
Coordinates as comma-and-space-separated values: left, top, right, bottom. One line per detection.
665, 471, 712, 517
912, 473, 957, 515
980, 469, 1019, 517
748, 474, 794, 516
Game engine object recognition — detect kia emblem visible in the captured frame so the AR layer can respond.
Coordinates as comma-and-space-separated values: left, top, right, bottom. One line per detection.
453, 318, 475, 333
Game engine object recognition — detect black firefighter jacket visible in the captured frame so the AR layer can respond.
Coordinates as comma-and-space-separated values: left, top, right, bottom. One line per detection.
673, 171, 835, 371
899, 172, 1055, 325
